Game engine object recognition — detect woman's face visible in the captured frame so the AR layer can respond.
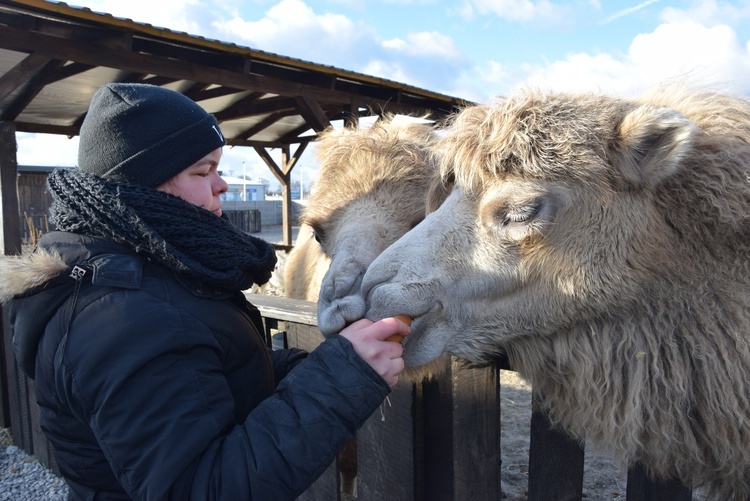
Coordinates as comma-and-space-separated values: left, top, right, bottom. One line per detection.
156, 148, 228, 216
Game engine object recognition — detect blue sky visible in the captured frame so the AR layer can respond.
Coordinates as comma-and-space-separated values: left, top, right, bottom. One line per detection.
17, 0, 750, 186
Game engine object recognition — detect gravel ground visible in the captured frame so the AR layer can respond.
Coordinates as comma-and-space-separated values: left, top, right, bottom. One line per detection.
0, 428, 68, 500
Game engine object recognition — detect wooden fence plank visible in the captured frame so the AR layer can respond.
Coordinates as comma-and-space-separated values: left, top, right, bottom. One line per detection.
356, 382, 415, 501
527, 395, 584, 501
421, 358, 501, 501
296, 462, 340, 501
626, 463, 692, 501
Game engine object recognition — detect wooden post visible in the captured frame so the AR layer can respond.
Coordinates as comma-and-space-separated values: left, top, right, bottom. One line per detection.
421, 357, 501, 501
626, 463, 692, 501
0, 121, 25, 435
0, 121, 21, 256
527, 394, 585, 500
279, 145, 293, 246
255, 143, 308, 247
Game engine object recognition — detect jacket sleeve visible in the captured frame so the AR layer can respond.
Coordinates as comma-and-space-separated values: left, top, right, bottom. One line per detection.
182, 337, 390, 500
61, 291, 390, 501
269, 347, 308, 384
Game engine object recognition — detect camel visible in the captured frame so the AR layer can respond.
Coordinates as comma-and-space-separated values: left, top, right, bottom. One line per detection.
359, 86, 750, 499
283, 116, 440, 336
282, 224, 328, 301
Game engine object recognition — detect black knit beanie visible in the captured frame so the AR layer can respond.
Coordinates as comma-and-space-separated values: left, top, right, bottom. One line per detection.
78, 83, 227, 187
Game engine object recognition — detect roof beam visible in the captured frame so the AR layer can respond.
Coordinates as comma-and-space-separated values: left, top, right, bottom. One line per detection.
0, 26, 337, 102
0, 52, 52, 101
231, 111, 289, 142
2, 57, 67, 121
294, 95, 331, 132
214, 95, 297, 121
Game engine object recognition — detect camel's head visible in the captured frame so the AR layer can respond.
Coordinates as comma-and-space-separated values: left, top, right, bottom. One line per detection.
303, 117, 439, 335
361, 88, 701, 379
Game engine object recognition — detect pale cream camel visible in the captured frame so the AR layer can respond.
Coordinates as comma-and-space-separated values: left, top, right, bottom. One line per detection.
361, 86, 750, 500
284, 116, 439, 337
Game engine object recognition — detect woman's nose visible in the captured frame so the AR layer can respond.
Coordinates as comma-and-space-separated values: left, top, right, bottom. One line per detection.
215, 174, 228, 194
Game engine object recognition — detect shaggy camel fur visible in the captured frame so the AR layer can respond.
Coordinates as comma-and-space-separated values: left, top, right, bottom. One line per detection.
360, 86, 750, 499
283, 116, 439, 335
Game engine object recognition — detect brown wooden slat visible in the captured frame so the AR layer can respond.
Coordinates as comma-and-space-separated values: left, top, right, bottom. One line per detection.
451, 362, 500, 500
296, 462, 340, 501
421, 358, 501, 501
0, 52, 52, 101
1, 305, 14, 427
527, 395, 584, 501
356, 382, 415, 501
626, 463, 692, 501
246, 293, 318, 326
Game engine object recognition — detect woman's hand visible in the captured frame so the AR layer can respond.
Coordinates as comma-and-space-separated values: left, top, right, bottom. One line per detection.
339, 317, 410, 387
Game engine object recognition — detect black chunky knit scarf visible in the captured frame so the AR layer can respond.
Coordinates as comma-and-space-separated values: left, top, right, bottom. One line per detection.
46, 168, 277, 290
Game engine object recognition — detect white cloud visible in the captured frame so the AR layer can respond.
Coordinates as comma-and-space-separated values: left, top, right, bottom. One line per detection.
360, 60, 413, 86
215, 0, 372, 64
16, 134, 79, 167
381, 0, 438, 3
661, 0, 750, 26
460, 0, 570, 23
214, 0, 468, 96
474, 19, 750, 98
382, 31, 463, 59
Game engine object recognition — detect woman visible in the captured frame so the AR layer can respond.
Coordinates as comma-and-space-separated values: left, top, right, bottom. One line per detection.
0, 83, 409, 500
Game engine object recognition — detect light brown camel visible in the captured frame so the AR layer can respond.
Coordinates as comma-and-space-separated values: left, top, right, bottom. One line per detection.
282, 115, 440, 499
283, 116, 439, 335
360, 86, 750, 499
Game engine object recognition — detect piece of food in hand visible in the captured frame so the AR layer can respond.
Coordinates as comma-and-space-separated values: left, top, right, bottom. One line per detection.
394, 314, 413, 326
385, 315, 413, 343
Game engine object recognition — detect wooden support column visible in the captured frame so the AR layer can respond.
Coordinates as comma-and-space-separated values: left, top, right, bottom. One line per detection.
0, 121, 22, 433
0, 121, 21, 256
255, 142, 308, 246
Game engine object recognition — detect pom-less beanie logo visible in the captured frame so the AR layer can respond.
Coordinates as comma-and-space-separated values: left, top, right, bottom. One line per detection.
212, 125, 224, 142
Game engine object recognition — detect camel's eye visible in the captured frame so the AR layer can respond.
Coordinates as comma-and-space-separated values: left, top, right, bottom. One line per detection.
503, 201, 542, 225
310, 224, 327, 252
481, 186, 569, 242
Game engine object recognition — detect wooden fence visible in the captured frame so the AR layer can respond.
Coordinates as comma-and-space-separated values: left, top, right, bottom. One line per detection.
2, 282, 704, 501
0, 292, 697, 500
245, 294, 695, 501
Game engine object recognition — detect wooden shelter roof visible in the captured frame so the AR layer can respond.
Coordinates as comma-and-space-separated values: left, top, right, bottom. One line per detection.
0, 0, 470, 148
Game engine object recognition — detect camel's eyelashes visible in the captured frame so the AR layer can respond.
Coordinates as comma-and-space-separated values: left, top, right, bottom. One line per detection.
482, 198, 543, 230
503, 201, 542, 225
310, 225, 326, 249
481, 190, 567, 242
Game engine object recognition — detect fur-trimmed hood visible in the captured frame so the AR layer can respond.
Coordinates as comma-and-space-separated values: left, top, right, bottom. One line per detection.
3, 232, 143, 379
0, 248, 68, 303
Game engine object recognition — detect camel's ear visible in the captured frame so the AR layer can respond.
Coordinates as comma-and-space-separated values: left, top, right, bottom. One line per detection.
616, 105, 698, 188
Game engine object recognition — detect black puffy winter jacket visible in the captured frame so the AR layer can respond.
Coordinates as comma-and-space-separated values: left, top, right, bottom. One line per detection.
2, 231, 390, 500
